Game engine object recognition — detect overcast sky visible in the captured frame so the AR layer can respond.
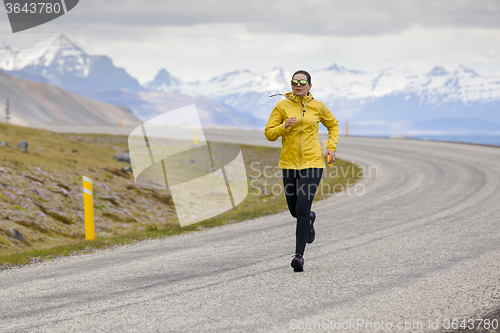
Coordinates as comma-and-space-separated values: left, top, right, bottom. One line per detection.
1, 0, 500, 83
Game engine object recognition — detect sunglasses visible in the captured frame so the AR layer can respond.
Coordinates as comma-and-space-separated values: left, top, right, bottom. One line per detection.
291, 79, 308, 86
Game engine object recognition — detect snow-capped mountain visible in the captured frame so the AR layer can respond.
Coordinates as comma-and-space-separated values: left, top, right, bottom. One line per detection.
162, 64, 500, 116
0, 42, 14, 70
147, 67, 293, 123
144, 69, 183, 93
0, 34, 142, 92
147, 64, 500, 134
1, 34, 499, 134
313, 64, 500, 104
310, 64, 500, 130
0, 35, 262, 128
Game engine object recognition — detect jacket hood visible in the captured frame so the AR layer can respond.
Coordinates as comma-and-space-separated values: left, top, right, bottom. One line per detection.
284, 92, 314, 103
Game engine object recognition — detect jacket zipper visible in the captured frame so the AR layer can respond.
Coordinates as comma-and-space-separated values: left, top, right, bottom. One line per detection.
298, 99, 306, 169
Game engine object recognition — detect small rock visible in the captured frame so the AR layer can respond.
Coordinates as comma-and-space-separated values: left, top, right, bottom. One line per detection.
122, 166, 133, 172
72, 149, 78, 154
53, 188, 69, 197
34, 167, 48, 177
17, 140, 28, 153
114, 152, 131, 163
104, 167, 130, 178
25, 175, 44, 183
0, 141, 12, 148
99, 183, 110, 192
10, 228, 24, 241
100, 196, 120, 206
47, 211, 74, 225
57, 183, 71, 192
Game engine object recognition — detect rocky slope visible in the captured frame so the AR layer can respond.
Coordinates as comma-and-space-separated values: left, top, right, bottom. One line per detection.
0, 124, 176, 253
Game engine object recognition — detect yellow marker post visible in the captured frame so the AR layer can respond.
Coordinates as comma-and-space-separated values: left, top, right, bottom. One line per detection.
120, 117, 123, 127
83, 176, 95, 240
346, 121, 349, 136
194, 130, 198, 144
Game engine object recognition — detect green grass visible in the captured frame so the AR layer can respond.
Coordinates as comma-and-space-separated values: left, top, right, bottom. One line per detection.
0, 226, 191, 266
0, 123, 362, 268
0, 235, 9, 246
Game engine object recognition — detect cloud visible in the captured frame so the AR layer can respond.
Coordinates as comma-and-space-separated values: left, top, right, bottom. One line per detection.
2, 0, 500, 83
58, 0, 500, 36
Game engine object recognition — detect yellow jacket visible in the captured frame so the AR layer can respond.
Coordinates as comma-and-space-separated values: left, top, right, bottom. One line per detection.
265, 92, 339, 170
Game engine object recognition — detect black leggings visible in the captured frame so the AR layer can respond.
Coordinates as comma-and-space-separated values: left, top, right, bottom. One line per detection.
282, 168, 323, 255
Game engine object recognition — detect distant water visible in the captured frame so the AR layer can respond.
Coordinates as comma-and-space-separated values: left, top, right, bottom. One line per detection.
411, 135, 500, 147
349, 134, 500, 147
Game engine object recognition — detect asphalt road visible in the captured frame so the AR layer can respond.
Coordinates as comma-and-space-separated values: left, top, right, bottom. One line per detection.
1, 127, 500, 332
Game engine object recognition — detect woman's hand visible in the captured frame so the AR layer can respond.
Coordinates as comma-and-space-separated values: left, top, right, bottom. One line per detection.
325, 150, 336, 165
284, 117, 298, 129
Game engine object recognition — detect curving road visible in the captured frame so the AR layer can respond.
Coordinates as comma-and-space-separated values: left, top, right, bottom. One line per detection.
1, 128, 500, 332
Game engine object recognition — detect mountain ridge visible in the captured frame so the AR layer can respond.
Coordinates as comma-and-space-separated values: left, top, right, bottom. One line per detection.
1, 34, 499, 134
0, 33, 142, 92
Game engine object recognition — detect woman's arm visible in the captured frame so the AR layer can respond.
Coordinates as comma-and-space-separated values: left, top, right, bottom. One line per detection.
320, 103, 339, 163
264, 105, 291, 141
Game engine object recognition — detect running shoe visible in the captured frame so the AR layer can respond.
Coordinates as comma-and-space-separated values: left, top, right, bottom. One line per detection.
307, 211, 316, 244
291, 254, 304, 272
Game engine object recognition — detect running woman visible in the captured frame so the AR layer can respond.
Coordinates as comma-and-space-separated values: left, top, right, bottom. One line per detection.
265, 70, 339, 272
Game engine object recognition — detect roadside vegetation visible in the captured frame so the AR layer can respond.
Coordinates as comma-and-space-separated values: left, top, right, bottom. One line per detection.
0, 123, 361, 267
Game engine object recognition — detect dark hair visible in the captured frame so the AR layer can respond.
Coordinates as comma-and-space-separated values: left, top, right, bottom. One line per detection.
292, 70, 311, 84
